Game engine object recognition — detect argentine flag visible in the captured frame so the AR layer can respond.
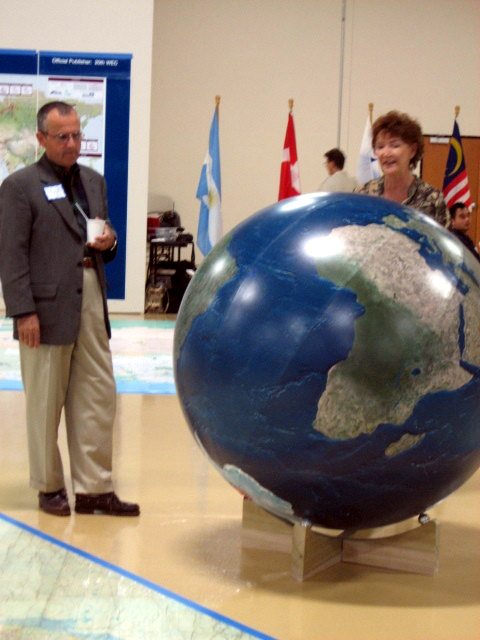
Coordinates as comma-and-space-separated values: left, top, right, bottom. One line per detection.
196, 107, 222, 256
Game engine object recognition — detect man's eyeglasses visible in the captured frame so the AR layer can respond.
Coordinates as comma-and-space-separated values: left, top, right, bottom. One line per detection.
41, 131, 82, 144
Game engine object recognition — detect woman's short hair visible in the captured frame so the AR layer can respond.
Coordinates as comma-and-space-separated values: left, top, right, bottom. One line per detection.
372, 110, 424, 169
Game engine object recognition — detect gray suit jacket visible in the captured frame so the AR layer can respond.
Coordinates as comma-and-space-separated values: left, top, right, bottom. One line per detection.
0, 154, 116, 344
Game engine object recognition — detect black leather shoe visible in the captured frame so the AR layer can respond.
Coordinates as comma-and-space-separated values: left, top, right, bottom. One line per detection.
75, 492, 140, 516
39, 489, 71, 516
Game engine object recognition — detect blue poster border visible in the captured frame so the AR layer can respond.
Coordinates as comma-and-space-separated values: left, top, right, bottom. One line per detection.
0, 49, 132, 300
0, 48, 37, 74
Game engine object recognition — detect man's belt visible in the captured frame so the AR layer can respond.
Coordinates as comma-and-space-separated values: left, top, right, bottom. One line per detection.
82, 257, 96, 269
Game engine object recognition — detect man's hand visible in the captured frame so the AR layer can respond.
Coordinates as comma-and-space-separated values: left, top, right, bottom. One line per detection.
17, 313, 40, 349
87, 218, 116, 252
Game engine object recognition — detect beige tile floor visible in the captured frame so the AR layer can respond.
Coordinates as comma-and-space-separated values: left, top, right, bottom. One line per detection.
0, 385, 479, 640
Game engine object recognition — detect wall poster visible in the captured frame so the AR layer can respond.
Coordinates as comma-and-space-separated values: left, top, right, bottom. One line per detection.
0, 48, 132, 300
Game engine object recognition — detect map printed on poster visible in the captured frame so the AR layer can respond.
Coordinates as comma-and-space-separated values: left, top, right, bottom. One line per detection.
0, 73, 106, 181
42, 74, 106, 174
0, 73, 37, 183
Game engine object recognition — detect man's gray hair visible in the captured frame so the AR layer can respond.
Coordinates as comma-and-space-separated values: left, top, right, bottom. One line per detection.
37, 101, 77, 133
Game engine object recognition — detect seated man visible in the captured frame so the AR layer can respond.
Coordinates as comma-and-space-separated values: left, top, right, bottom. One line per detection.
449, 202, 480, 262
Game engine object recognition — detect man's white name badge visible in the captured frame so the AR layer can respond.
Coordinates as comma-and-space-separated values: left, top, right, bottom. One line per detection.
44, 184, 67, 201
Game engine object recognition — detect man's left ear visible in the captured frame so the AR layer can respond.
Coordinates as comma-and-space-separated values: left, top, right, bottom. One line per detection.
36, 130, 46, 149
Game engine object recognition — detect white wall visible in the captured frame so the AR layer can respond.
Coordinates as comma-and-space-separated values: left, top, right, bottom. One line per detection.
0, 0, 154, 313
343, 0, 480, 142
149, 0, 343, 241
149, 0, 480, 260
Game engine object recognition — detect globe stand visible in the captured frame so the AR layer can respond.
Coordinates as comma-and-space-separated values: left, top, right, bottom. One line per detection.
241, 498, 440, 581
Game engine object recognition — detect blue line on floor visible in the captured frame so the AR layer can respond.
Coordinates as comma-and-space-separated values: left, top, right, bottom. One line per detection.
0, 511, 278, 640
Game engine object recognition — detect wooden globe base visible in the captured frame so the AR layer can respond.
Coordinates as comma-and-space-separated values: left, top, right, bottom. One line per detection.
241, 498, 439, 581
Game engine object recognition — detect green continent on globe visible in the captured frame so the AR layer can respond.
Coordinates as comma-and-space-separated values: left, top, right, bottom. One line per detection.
313, 223, 480, 445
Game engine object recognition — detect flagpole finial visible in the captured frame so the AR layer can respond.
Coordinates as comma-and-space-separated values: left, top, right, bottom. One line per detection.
288, 99, 294, 112
368, 102, 374, 125
215, 95, 221, 107
454, 105, 460, 118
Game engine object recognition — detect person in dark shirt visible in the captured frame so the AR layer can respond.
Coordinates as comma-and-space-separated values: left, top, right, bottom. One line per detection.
448, 202, 480, 262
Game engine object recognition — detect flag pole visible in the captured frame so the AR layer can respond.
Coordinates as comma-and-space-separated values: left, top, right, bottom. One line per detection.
454, 105, 460, 119
215, 95, 221, 121
368, 102, 374, 125
288, 98, 294, 113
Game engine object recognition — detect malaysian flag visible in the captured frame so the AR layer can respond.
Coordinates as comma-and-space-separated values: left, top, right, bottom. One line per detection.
442, 119, 472, 209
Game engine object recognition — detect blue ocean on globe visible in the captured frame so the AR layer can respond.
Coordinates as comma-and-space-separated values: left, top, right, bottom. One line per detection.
174, 193, 480, 531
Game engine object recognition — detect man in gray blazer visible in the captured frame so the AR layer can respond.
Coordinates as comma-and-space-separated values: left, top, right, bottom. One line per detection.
0, 101, 139, 517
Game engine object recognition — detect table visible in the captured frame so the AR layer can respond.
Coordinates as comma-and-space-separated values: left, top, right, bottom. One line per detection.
145, 236, 196, 312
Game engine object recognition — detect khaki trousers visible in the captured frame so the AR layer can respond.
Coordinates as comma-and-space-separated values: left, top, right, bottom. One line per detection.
19, 268, 116, 494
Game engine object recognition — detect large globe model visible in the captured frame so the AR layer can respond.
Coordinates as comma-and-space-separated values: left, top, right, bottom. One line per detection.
174, 193, 480, 531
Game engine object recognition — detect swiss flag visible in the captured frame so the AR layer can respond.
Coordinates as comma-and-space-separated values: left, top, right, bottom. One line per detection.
278, 111, 300, 200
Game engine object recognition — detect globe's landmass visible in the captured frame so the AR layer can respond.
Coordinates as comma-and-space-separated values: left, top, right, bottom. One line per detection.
174, 193, 480, 531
